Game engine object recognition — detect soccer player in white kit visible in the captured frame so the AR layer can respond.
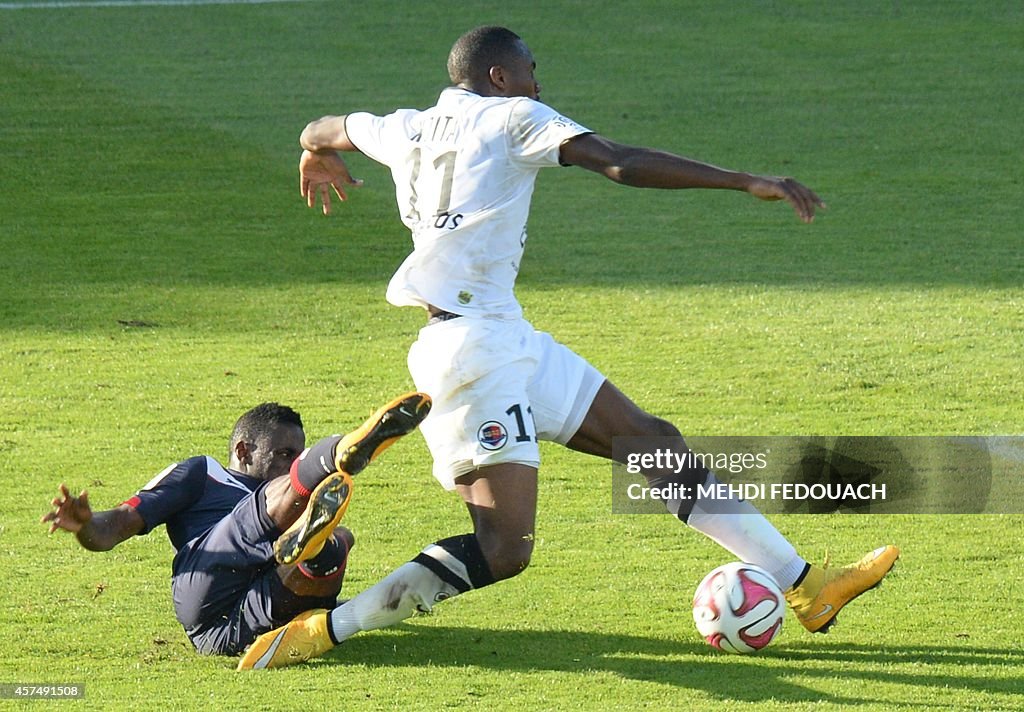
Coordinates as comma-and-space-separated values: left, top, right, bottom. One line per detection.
238, 26, 899, 670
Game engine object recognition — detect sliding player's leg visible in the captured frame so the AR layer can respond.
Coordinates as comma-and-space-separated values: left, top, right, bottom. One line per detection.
271, 392, 431, 566
237, 462, 534, 670
185, 393, 429, 658
173, 485, 349, 656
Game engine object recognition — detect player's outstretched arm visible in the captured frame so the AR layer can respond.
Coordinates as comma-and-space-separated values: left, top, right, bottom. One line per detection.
42, 484, 143, 552
560, 133, 825, 223
298, 115, 363, 216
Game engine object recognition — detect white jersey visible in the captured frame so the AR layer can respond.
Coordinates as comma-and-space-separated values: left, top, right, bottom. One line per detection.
345, 88, 590, 318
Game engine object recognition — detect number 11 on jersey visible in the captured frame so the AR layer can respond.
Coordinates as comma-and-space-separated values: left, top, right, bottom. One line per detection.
405, 148, 461, 229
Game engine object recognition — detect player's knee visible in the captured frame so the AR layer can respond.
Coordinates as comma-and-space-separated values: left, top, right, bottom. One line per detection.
629, 411, 680, 438
606, 394, 682, 437
484, 537, 534, 581
653, 416, 681, 438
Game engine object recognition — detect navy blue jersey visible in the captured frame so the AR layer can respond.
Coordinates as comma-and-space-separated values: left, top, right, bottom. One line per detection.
123, 456, 264, 552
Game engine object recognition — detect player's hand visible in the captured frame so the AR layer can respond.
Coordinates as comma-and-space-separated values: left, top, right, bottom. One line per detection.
299, 149, 363, 215
746, 175, 826, 223
41, 484, 93, 534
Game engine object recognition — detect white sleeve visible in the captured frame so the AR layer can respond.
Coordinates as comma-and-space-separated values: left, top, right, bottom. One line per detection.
506, 99, 591, 168
345, 109, 419, 167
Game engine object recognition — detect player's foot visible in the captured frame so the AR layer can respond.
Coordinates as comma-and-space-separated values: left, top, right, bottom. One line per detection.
274, 392, 431, 566
275, 471, 354, 566
785, 545, 900, 633
237, 609, 334, 671
333, 391, 432, 476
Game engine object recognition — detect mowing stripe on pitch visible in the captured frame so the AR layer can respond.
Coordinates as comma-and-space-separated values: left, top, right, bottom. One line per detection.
0, 0, 313, 9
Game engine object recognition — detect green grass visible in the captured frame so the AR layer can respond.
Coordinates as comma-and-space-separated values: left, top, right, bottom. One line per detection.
2, 0, 1023, 709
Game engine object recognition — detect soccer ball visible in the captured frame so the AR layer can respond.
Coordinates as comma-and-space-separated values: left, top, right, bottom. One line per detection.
692, 562, 785, 654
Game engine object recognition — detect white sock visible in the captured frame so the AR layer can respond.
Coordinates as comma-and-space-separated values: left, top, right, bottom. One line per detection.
329, 534, 496, 643
329, 560, 461, 643
686, 474, 806, 590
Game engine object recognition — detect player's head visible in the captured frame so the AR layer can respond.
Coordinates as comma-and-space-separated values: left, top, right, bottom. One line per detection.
229, 402, 306, 481
447, 26, 540, 100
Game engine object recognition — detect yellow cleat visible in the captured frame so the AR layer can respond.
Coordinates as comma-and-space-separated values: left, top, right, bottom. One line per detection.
785, 545, 900, 633
237, 609, 334, 671
275, 471, 353, 566
333, 391, 432, 476
274, 392, 432, 566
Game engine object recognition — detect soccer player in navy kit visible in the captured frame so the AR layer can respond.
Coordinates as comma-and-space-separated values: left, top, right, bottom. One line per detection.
237, 27, 899, 669
43, 395, 430, 656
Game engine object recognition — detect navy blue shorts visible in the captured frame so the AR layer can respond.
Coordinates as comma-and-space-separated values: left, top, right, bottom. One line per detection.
170, 483, 345, 655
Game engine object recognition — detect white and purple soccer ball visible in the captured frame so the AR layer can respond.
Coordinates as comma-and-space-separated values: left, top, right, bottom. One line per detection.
692, 562, 785, 654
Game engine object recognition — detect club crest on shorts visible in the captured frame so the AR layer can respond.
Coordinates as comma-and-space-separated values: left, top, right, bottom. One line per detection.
477, 421, 508, 450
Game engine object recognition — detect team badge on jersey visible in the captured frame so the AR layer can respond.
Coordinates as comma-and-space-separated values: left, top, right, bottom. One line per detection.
477, 421, 508, 450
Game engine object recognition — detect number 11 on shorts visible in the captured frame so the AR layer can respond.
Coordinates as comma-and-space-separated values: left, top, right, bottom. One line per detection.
506, 403, 537, 443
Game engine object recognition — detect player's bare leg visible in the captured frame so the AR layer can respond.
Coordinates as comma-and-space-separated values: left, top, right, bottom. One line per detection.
455, 463, 538, 580
569, 379, 898, 630
262, 476, 322, 532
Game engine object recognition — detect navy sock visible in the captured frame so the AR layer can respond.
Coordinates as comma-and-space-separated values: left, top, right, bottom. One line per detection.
298, 535, 348, 579
413, 533, 496, 592
289, 434, 344, 496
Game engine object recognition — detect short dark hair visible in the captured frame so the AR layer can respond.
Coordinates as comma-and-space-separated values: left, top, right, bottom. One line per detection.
447, 26, 525, 85
229, 402, 303, 452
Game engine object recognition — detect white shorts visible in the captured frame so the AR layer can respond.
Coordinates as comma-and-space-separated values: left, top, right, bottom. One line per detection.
407, 316, 605, 490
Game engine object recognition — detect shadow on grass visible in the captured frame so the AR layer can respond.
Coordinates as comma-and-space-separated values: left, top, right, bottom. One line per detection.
324, 625, 1024, 706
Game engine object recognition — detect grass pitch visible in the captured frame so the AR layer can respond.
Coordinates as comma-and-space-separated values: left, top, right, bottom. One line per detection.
2, 1, 1023, 710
